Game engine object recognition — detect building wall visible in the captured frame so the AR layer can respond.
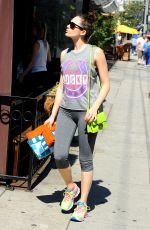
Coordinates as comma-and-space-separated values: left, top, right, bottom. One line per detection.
0, 0, 14, 174
0, 0, 14, 95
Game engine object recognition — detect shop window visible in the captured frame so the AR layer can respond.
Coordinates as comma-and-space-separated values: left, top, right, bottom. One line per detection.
12, 0, 84, 96
34, 0, 83, 58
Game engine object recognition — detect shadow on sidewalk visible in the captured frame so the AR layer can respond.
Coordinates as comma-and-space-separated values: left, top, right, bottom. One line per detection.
37, 189, 63, 204
31, 154, 78, 190
88, 180, 111, 212
36, 179, 111, 212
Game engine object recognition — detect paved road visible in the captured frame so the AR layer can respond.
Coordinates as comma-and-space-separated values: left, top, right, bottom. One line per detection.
0, 57, 150, 230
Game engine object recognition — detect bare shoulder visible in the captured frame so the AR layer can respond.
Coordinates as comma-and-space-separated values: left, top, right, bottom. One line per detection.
33, 42, 40, 53
93, 46, 106, 63
94, 46, 105, 57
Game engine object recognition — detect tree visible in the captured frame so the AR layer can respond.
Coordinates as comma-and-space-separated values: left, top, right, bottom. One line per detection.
118, 2, 144, 28
90, 14, 117, 52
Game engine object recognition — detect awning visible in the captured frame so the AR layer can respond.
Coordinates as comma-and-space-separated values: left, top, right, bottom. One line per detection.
115, 25, 139, 34
91, 0, 118, 13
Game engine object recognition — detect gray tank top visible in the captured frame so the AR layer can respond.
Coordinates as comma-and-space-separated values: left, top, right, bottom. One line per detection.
60, 44, 100, 111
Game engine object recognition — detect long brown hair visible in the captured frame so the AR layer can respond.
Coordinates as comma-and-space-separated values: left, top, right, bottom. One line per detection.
33, 21, 48, 48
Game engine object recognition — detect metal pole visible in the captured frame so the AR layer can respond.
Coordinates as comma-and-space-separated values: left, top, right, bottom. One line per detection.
143, 0, 149, 33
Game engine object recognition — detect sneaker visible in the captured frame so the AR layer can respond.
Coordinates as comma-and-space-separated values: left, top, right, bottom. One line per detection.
70, 201, 90, 222
61, 183, 80, 211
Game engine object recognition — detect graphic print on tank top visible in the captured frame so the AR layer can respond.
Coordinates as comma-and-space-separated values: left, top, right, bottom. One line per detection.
62, 59, 88, 98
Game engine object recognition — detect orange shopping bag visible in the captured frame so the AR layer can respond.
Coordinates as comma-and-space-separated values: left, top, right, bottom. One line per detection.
26, 123, 56, 146
26, 123, 56, 160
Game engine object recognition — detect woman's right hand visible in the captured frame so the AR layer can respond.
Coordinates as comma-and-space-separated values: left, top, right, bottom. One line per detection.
44, 115, 55, 128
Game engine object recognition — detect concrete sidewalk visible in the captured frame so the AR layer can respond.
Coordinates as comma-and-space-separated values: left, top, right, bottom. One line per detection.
0, 57, 150, 230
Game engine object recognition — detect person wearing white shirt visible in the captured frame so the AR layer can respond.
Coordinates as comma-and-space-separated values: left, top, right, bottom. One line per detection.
136, 33, 146, 64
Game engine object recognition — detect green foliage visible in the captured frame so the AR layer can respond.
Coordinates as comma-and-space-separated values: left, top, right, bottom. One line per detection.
118, 2, 144, 28
90, 14, 117, 51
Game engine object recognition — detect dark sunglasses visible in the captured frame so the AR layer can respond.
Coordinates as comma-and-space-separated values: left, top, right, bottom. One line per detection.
68, 21, 84, 31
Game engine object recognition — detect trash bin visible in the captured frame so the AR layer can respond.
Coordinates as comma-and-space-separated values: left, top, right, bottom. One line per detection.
116, 43, 131, 61
122, 43, 131, 61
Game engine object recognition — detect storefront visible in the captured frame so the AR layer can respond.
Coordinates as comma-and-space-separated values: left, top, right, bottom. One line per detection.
12, 0, 86, 96
0, 0, 86, 187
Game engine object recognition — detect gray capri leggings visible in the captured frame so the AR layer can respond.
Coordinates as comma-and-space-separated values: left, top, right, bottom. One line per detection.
54, 107, 97, 171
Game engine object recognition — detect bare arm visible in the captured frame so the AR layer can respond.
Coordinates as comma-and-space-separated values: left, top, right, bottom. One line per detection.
19, 42, 39, 81
47, 43, 51, 62
85, 47, 110, 122
93, 47, 110, 109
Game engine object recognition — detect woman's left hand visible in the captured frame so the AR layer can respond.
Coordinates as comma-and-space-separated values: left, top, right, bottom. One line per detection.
84, 106, 98, 123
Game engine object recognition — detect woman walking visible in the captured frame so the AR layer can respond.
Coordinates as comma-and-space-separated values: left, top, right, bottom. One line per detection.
45, 12, 110, 221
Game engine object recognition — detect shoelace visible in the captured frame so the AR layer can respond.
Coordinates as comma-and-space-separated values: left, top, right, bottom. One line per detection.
74, 204, 90, 213
63, 191, 72, 202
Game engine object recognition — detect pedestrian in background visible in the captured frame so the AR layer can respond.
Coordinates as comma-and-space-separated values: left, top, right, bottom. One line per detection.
131, 34, 138, 55
116, 32, 122, 45
136, 33, 146, 65
19, 21, 51, 95
143, 35, 150, 66
45, 12, 110, 221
